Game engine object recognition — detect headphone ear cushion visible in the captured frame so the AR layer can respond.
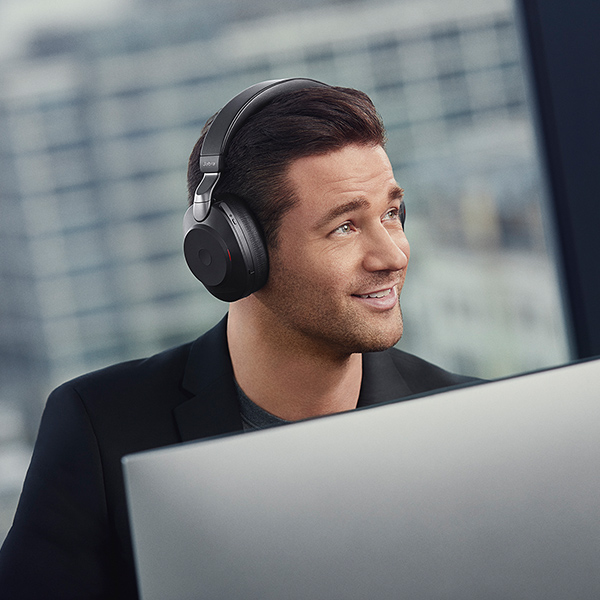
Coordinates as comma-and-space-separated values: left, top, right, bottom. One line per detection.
220, 194, 269, 291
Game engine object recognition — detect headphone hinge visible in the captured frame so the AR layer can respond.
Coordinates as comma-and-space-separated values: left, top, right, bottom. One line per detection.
193, 172, 220, 222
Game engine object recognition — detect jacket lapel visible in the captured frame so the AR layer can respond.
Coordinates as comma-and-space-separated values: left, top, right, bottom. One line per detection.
173, 315, 244, 442
358, 349, 413, 407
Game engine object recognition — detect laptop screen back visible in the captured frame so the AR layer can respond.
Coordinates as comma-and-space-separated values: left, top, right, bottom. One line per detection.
123, 358, 600, 600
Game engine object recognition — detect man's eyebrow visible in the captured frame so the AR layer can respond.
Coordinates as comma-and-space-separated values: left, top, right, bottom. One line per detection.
390, 186, 405, 201
316, 198, 370, 230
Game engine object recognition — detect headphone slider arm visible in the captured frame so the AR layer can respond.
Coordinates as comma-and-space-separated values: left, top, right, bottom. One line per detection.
193, 172, 220, 222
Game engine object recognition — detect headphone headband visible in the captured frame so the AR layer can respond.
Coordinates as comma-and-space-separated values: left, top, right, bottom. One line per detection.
192, 78, 328, 222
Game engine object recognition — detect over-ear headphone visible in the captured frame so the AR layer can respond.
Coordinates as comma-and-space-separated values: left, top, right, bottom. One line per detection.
183, 78, 329, 302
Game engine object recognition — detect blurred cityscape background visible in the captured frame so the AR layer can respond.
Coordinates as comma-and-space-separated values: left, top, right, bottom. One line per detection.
0, 0, 570, 543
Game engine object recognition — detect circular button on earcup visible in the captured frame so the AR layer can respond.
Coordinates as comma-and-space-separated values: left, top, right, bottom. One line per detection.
198, 248, 212, 266
183, 225, 231, 287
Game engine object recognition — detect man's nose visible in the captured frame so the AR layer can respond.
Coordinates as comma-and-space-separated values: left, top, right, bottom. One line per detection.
362, 227, 409, 273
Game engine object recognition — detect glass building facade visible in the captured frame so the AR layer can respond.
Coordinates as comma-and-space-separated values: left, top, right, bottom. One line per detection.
0, 0, 570, 541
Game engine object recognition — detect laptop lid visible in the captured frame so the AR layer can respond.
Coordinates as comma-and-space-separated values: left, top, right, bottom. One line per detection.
123, 358, 600, 600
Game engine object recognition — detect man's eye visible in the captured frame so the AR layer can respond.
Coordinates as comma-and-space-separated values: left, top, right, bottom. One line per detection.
383, 208, 400, 222
384, 202, 406, 227
333, 222, 353, 235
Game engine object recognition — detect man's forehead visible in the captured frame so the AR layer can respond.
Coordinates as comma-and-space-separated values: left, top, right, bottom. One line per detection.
286, 144, 397, 205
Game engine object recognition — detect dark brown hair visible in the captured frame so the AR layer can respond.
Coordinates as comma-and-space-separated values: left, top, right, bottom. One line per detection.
187, 85, 386, 248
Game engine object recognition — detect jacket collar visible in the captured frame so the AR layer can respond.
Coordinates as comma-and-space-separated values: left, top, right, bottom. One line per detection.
174, 314, 412, 441
174, 315, 243, 442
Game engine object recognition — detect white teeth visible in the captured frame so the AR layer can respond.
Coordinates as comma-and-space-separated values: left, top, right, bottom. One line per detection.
358, 288, 392, 299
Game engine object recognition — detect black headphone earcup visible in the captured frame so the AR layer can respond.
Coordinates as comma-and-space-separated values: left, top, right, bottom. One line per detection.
183, 194, 269, 302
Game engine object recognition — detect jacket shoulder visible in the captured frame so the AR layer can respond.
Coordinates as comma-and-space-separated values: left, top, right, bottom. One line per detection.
56, 341, 194, 400
43, 339, 199, 461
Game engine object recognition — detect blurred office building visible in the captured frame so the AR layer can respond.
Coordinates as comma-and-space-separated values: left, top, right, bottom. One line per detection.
0, 0, 569, 539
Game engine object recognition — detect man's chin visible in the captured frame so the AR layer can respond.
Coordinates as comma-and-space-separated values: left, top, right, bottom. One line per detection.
361, 332, 403, 353
349, 319, 404, 354
360, 306, 404, 352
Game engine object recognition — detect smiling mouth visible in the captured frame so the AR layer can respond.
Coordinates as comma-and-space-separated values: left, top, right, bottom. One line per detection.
355, 288, 393, 299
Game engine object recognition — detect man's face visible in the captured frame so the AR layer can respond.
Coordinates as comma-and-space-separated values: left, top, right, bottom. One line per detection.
255, 143, 410, 358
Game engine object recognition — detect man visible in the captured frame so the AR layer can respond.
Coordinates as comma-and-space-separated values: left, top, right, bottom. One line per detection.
0, 80, 475, 599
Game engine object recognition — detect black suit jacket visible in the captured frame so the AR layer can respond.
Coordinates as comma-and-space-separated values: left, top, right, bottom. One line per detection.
0, 316, 475, 600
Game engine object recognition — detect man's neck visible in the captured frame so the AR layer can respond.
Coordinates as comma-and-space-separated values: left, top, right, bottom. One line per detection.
227, 300, 363, 421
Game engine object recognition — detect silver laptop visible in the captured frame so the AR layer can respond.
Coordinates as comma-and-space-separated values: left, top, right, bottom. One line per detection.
123, 358, 600, 600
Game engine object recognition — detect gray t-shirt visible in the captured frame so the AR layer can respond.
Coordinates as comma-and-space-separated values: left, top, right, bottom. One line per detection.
235, 380, 291, 431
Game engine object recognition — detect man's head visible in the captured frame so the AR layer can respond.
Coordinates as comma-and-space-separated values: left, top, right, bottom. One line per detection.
187, 85, 386, 249
188, 81, 409, 356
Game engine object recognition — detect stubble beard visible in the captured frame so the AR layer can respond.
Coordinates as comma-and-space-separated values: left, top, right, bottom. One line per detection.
257, 266, 405, 360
